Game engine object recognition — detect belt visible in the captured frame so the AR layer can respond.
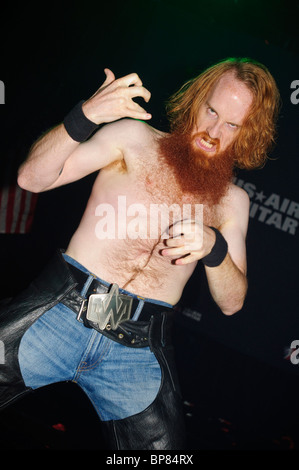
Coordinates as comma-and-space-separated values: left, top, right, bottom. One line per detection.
61, 262, 174, 348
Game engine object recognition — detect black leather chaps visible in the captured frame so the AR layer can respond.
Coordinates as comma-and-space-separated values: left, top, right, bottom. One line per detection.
0, 251, 186, 450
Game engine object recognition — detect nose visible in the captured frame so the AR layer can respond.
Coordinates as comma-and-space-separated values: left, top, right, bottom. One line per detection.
207, 121, 222, 140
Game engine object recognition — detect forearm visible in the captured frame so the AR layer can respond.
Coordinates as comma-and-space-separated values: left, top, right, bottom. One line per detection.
205, 253, 248, 315
18, 123, 79, 192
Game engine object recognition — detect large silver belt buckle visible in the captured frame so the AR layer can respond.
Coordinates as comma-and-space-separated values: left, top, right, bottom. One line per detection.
85, 284, 133, 330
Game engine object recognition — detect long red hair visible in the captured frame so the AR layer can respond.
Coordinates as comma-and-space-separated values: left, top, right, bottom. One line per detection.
165, 58, 281, 169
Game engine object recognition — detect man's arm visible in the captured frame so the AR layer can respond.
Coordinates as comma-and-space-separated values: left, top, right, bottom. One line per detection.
203, 219, 248, 315
17, 69, 151, 193
162, 187, 249, 315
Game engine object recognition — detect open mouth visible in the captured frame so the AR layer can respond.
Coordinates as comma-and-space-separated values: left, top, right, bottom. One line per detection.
195, 137, 217, 153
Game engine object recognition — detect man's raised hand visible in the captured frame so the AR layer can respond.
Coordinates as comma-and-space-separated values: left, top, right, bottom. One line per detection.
82, 69, 152, 125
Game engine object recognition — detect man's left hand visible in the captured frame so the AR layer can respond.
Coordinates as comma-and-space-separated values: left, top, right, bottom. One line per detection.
161, 220, 216, 265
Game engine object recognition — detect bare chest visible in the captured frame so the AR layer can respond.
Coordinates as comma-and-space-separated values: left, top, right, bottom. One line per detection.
95, 170, 207, 240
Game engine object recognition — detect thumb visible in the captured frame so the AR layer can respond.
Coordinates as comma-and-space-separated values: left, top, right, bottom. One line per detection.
102, 68, 115, 86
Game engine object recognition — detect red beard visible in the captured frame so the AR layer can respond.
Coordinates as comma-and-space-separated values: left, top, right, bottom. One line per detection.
158, 131, 235, 207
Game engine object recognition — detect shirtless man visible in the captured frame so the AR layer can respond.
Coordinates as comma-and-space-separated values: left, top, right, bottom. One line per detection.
0, 58, 280, 450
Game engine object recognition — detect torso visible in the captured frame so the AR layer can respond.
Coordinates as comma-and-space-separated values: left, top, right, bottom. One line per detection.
65, 120, 231, 305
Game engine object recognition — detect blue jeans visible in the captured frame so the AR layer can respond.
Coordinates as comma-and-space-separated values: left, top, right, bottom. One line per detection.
18, 255, 172, 421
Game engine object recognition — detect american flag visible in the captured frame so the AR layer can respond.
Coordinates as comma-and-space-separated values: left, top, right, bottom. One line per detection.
0, 152, 38, 234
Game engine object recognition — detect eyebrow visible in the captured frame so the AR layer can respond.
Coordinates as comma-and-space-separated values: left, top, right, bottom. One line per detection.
206, 101, 241, 128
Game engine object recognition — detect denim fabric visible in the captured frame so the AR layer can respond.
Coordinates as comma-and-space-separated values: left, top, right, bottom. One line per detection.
18, 255, 165, 421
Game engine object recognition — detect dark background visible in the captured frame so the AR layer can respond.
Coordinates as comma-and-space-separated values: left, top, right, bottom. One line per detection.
0, 0, 298, 451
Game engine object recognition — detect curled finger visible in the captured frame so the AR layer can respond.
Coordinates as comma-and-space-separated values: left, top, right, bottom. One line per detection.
175, 253, 198, 265
120, 72, 143, 88
126, 102, 152, 120
161, 245, 191, 257
127, 85, 151, 103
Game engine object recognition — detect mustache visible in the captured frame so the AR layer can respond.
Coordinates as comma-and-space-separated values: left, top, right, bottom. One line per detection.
192, 131, 220, 150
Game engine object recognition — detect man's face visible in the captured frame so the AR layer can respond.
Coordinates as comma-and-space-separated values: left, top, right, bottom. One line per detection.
192, 72, 253, 155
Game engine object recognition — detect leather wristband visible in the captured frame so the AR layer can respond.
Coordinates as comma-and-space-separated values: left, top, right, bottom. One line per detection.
201, 227, 228, 267
63, 100, 99, 142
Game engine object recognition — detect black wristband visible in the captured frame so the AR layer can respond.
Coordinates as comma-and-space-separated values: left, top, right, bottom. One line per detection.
201, 227, 228, 267
63, 100, 99, 142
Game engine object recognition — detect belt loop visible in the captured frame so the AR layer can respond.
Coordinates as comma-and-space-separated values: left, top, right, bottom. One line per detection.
132, 299, 145, 321
80, 274, 96, 297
